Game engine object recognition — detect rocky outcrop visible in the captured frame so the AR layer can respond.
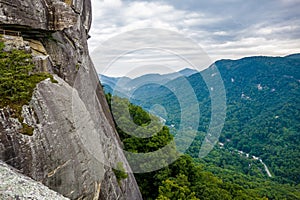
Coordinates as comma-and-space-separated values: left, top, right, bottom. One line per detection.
0, 0, 77, 31
0, 0, 142, 199
0, 161, 69, 200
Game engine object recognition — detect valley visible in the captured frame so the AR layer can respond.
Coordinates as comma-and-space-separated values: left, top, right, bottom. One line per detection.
101, 54, 300, 199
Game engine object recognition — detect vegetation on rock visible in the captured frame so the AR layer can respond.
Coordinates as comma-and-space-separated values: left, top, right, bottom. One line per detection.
113, 162, 128, 184
0, 39, 56, 135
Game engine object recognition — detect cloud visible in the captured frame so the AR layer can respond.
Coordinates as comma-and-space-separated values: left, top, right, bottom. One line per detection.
90, 28, 213, 78
89, 0, 224, 49
88, 0, 300, 77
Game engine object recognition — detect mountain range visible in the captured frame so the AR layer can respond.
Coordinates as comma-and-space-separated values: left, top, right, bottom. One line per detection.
99, 68, 198, 95
100, 54, 300, 185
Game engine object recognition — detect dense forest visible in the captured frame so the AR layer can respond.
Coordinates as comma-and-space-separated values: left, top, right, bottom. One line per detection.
106, 94, 300, 200
104, 55, 300, 186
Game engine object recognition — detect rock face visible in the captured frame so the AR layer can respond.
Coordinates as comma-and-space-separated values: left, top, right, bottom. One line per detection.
0, 161, 69, 200
0, 0, 142, 199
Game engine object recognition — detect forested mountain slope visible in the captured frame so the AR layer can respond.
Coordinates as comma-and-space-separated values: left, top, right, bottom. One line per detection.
102, 55, 300, 187
106, 94, 300, 200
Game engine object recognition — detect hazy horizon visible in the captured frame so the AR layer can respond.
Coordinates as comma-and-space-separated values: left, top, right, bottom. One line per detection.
98, 52, 299, 78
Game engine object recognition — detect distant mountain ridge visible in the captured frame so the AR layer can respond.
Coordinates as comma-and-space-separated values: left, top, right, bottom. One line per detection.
285, 53, 300, 59
99, 68, 198, 95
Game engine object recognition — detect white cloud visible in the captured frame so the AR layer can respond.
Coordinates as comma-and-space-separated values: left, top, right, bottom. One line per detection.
204, 37, 300, 61
124, 2, 175, 20
88, 0, 223, 51
101, 0, 122, 8
88, 0, 300, 77
213, 31, 230, 36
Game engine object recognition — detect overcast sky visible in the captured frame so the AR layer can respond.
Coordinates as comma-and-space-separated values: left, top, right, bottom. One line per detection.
88, 0, 300, 77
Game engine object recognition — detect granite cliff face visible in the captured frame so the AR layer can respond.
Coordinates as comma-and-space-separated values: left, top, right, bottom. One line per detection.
0, 161, 69, 199
0, 0, 142, 199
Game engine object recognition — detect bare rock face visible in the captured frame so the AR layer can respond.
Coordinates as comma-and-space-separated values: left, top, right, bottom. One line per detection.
0, 0, 142, 199
0, 0, 77, 31
0, 161, 69, 200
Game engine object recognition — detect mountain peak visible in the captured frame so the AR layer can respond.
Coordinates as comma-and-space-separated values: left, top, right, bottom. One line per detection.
285, 53, 300, 59
178, 68, 198, 77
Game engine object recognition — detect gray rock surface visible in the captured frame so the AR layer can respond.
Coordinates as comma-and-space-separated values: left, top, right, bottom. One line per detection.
0, 160, 69, 200
0, 0, 77, 31
0, 0, 142, 199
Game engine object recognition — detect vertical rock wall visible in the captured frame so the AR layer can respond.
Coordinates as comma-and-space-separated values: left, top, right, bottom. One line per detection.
0, 0, 142, 199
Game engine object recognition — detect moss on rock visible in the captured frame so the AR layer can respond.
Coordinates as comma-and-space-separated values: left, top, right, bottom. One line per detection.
113, 162, 128, 184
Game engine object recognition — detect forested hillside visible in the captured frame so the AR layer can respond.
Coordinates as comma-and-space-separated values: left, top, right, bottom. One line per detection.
114, 55, 300, 184
106, 94, 300, 200
102, 54, 300, 199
